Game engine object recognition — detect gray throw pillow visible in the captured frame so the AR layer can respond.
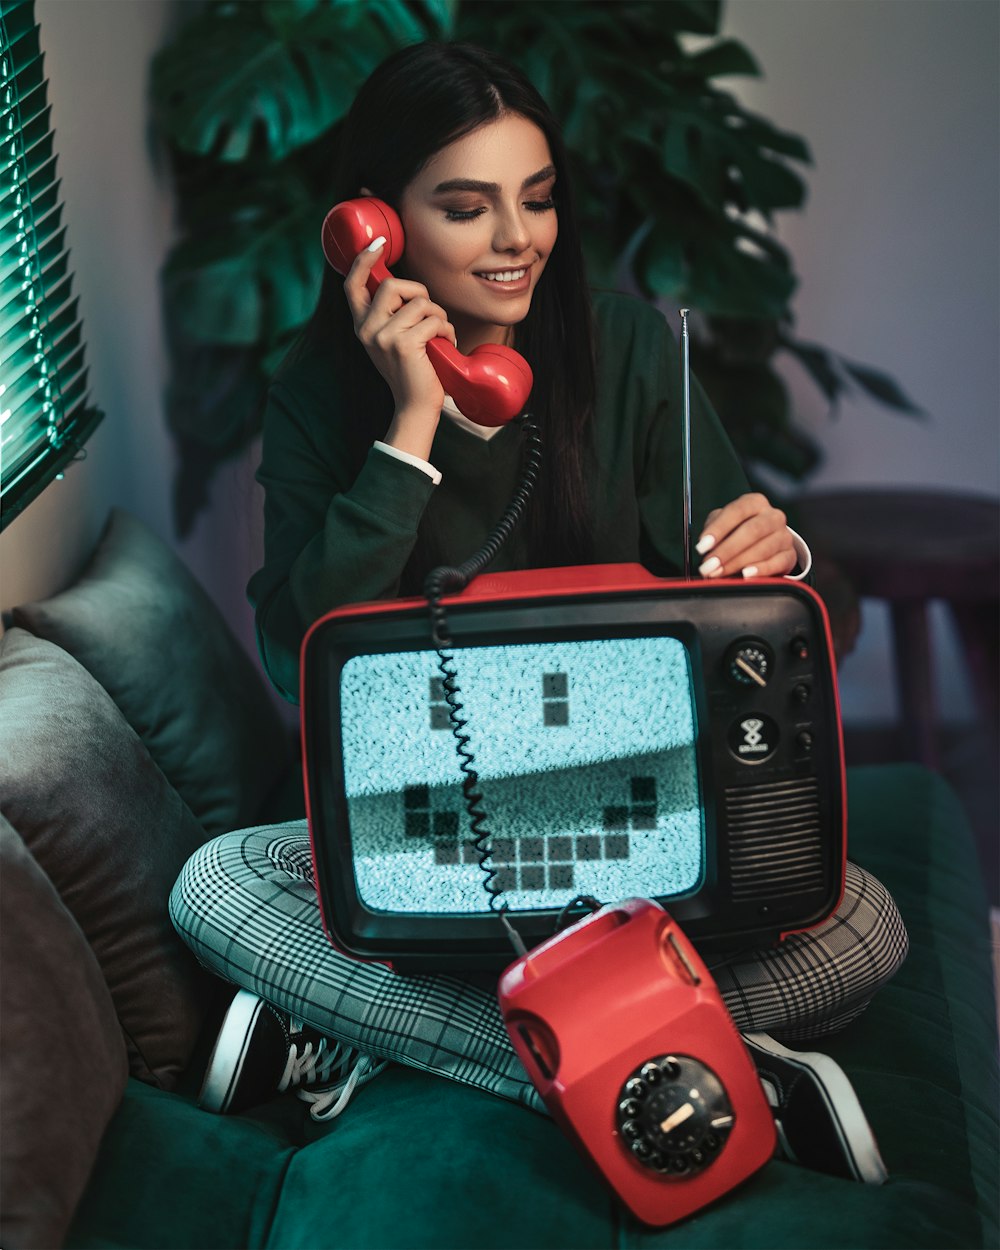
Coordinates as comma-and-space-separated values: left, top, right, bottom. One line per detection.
0, 812, 129, 1250
12, 508, 291, 837
0, 627, 216, 1089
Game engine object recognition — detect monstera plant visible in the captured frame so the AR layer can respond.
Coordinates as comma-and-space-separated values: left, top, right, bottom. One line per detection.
151, 0, 919, 535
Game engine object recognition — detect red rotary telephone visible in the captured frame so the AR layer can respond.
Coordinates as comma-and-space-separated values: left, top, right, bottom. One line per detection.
321, 197, 534, 426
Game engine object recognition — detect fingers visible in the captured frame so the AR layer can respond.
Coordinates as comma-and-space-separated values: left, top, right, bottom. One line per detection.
695, 493, 796, 579
342, 237, 436, 323
344, 241, 456, 350
368, 296, 456, 353
341, 240, 457, 418
341, 236, 388, 325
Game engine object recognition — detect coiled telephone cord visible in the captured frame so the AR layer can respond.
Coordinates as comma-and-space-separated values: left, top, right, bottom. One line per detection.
423, 414, 542, 957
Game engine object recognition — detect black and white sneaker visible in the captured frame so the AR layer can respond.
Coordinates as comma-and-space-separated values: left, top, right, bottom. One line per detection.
742, 1032, 888, 1184
199, 989, 387, 1121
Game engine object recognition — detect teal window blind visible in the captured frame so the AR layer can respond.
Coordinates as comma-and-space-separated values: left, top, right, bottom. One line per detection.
1, 0, 101, 531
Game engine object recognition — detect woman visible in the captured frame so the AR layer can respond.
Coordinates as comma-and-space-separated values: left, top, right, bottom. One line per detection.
170, 42, 906, 1180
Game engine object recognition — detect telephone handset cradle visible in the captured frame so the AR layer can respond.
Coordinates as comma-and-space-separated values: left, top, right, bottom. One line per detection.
321, 197, 534, 427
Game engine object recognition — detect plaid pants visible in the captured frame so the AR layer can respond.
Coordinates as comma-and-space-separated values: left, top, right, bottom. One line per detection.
169, 823, 908, 1112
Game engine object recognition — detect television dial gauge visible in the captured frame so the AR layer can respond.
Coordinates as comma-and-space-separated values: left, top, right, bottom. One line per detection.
725, 641, 774, 689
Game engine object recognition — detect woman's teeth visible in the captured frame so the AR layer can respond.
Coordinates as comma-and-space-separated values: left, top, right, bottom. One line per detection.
479, 269, 527, 283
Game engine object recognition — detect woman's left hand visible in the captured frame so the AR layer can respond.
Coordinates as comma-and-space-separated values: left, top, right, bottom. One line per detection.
695, 492, 797, 579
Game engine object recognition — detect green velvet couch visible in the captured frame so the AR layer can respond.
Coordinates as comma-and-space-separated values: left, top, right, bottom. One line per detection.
1, 510, 997, 1250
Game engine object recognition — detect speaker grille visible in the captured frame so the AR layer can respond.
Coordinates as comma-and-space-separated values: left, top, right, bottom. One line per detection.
724, 777, 825, 900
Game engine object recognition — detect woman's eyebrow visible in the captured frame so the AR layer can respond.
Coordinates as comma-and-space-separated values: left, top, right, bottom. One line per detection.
432, 165, 557, 195
522, 164, 557, 189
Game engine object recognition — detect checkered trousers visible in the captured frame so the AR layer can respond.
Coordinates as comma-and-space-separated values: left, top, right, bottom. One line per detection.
169, 825, 907, 1111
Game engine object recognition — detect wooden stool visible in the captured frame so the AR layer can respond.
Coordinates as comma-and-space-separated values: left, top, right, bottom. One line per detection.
794, 488, 999, 768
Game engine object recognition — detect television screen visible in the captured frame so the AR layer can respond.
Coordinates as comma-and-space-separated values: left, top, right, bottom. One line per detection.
302, 568, 846, 969
340, 636, 704, 916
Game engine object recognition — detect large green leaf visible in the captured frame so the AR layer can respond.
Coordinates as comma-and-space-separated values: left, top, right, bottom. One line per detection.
660, 92, 807, 215
684, 38, 760, 80
781, 337, 925, 415
163, 177, 323, 347
781, 338, 845, 406
840, 357, 925, 415
630, 173, 796, 319
640, 232, 685, 299
728, 107, 813, 164
665, 0, 722, 35
151, 3, 401, 161
679, 215, 797, 319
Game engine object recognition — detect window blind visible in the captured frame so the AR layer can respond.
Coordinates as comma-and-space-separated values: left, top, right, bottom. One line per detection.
0, 0, 101, 531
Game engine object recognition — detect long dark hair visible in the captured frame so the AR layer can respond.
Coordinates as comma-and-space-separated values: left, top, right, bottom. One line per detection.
288, 41, 596, 574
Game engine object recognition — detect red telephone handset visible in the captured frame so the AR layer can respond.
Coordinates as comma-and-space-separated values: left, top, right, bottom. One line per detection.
321, 198, 533, 427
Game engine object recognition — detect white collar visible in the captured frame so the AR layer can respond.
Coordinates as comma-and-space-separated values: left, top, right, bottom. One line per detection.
442, 395, 504, 440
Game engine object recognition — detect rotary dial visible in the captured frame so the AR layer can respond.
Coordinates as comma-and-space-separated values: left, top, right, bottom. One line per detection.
616, 1054, 734, 1177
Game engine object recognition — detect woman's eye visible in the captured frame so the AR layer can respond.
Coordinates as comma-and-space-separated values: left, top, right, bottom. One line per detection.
444, 206, 487, 222
525, 197, 556, 213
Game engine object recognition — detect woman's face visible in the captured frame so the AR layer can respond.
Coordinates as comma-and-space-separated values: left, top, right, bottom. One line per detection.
396, 114, 559, 352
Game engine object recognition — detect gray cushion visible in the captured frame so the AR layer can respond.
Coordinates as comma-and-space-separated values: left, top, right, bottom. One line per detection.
0, 811, 128, 1250
0, 628, 216, 1089
12, 508, 291, 838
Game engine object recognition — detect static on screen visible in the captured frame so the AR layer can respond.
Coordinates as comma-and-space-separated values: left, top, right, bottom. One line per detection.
340, 637, 703, 914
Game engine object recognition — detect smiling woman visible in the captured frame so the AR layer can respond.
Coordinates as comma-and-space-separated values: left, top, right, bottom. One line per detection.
282, 41, 600, 584
166, 42, 907, 1172
343, 115, 560, 463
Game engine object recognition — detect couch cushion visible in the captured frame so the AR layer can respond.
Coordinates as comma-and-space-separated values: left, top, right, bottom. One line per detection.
0, 628, 217, 1089
65, 766, 999, 1250
12, 508, 292, 837
69, 1069, 609, 1250
0, 813, 129, 1250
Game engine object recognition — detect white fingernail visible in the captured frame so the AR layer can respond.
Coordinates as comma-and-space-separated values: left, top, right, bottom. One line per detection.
741, 565, 759, 578
695, 534, 716, 555
366, 235, 387, 253
699, 556, 721, 576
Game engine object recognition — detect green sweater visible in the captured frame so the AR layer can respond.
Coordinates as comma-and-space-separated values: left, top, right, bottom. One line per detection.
248, 290, 748, 701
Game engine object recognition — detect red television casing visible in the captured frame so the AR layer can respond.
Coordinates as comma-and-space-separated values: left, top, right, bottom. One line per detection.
300, 564, 847, 971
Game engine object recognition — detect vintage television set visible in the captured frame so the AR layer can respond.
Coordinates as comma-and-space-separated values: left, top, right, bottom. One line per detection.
300, 564, 847, 972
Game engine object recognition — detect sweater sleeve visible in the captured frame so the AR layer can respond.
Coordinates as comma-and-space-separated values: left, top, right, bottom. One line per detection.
247, 375, 436, 702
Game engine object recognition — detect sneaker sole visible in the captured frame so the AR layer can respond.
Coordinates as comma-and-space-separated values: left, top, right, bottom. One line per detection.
742, 1032, 888, 1185
198, 990, 267, 1114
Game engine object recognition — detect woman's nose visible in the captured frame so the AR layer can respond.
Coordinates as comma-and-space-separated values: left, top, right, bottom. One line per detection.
492, 206, 531, 255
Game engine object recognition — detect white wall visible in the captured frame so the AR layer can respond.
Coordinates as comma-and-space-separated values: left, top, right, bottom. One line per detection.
2, 0, 996, 730
722, 0, 998, 493
721, 0, 999, 723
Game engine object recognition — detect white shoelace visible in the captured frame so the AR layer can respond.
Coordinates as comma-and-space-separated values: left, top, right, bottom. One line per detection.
278, 1032, 388, 1122
298, 1053, 389, 1121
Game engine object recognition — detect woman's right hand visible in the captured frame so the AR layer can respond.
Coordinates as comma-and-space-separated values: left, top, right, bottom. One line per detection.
342, 238, 456, 460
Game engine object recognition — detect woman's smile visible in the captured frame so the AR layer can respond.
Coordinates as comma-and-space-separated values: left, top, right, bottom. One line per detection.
474, 264, 533, 291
